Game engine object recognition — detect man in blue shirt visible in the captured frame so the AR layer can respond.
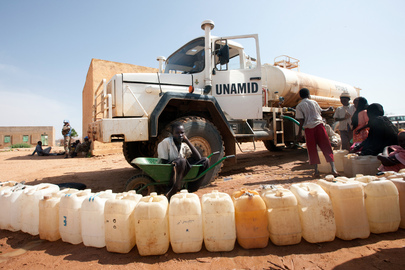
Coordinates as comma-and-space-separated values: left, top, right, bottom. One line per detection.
31, 141, 58, 156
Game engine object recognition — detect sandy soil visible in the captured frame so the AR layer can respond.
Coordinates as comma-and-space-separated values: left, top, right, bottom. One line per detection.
0, 143, 404, 270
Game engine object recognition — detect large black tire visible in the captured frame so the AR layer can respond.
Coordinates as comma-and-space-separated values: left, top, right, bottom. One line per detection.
263, 140, 283, 152
123, 141, 155, 168
125, 173, 157, 196
157, 116, 225, 187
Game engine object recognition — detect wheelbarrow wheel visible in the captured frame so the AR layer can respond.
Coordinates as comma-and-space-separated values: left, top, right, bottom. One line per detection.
125, 173, 156, 196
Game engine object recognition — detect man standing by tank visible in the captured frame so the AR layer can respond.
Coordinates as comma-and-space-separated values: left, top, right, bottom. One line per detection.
62, 119, 72, 159
334, 92, 356, 150
296, 88, 338, 178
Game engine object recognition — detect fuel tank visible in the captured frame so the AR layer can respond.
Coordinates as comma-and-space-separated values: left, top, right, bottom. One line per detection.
262, 64, 359, 108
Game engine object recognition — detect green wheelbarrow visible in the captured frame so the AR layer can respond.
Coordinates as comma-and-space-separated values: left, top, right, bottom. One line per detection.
125, 152, 235, 196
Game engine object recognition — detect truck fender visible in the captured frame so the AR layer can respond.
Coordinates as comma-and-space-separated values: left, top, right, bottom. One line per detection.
149, 92, 236, 157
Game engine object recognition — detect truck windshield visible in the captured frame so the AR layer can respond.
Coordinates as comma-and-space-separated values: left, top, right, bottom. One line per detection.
165, 37, 205, 74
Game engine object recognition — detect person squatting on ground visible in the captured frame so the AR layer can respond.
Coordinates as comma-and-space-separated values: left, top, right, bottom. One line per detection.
333, 92, 356, 151
351, 103, 398, 156
62, 119, 72, 159
31, 141, 59, 156
377, 131, 405, 172
323, 119, 341, 150
70, 136, 92, 158
157, 122, 209, 200
296, 88, 339, 177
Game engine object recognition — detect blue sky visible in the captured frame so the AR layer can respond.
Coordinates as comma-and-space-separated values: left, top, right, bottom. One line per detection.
1, 0, 404, 139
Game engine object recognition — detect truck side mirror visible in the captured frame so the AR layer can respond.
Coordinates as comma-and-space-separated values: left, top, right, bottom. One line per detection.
217, 45, 229, 65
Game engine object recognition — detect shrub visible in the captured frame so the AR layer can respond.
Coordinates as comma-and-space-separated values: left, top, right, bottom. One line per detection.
10, 143, 32, 148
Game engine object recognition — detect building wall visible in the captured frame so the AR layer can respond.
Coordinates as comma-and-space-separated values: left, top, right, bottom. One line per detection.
0, 126, 55, 149
82, 58, 158, 155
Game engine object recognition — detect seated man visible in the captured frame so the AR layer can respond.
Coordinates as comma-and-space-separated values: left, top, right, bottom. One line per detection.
378, 131, 405, 172
31, 141, 59, 156
71, 136, 92, 157
157, 122, 209, 199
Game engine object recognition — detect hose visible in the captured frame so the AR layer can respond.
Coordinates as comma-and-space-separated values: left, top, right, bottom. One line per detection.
281, 115, 300, 127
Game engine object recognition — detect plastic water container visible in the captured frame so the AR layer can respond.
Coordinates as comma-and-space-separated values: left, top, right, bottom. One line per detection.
81, 190, 116, 248
201, 190, 236, 252
59, 189, 92, 244
0, 183, 28, 230
352, 155, 381, 176
389, 178, 405, 229
317, 179, 369, 240
104, 191, 142, 253
364, 179, 400, 233
334, 150, 348, 173
317, 151, 331, 174
169, 190, 203, 253
0, 181, 17, 194
0, 182, 19, 229
1, 184, 35, 232
290, 183, 336, 243
232, 189, 268, 249
134, 192, 169, 256
343, 154, 357, 177
38, 188, 79, 241
355, 175, 378, 184
19, 183, 60, 235
260, 186, 301, 246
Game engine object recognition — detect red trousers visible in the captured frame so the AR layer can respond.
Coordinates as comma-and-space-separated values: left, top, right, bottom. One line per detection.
305, 124, 334, 165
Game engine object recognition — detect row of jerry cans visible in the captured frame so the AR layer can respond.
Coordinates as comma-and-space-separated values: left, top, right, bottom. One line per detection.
263, 177, 403, 244
0, 182, 60, 235
317, 150, 383, 177
333, 171, 405, 230
0, 178, 403, 256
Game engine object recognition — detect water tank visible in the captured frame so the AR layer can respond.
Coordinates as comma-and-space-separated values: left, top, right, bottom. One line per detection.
262, 64, 358, 108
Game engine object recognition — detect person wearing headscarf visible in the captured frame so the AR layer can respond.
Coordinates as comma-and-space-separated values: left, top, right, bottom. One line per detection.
351, 103, 398, 155
378, 131, 405, 172
351, 97, 369, 146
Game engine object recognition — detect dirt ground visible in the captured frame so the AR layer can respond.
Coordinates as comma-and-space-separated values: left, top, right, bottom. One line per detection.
0, 143, 404, 270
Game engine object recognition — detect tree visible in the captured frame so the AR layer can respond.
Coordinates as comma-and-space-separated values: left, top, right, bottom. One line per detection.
71, 128, 78, 138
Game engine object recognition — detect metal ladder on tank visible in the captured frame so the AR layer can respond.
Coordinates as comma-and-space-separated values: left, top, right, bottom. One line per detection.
273, 111, 285, 147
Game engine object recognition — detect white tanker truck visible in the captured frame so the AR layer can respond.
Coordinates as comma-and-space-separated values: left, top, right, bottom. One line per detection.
90, 20, 359, 190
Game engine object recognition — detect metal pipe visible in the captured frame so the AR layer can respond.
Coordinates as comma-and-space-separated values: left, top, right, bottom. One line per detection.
201, 20, 214, 92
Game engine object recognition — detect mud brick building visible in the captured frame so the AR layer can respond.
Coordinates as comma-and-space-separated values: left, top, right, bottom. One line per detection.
0, 126, 55, 149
